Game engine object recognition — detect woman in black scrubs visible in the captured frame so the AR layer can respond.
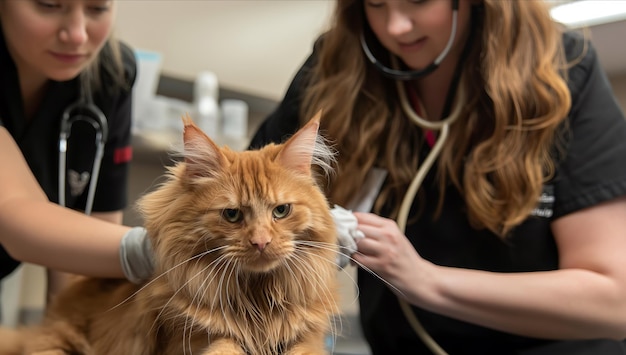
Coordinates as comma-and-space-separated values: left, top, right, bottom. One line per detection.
0, 0, 152, 310
250, 0, 626, 353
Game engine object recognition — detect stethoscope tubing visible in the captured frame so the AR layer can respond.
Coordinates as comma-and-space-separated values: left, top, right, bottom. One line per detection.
359, 1, 462, 354
360, 0, 459, 81
58, 100, 108, 216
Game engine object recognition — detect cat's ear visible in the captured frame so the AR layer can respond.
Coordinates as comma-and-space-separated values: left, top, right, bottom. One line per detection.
276, 110, 322, 176
181, 114, 228, 179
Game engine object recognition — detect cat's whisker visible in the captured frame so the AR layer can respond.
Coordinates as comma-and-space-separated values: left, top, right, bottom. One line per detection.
203, 255, 229, 312
182, 315, 191, 355
219, 262, 271, 353
187, 284, 209, 354
181, 254, 235, 355
290, 240, 361, 338
104, 246, 229, 315
287, 252, 329, 300
287, 250, 343, 339
180, 256, 233, 355
295, 239, 405, 296
294, 240, 349, 270
151, 255, 228, 336
218, 261, 232, 324
285, 260, 340, 344
352, 256, 406, 298
216, 260, 229, 319
201, 255, 230, 306
293, 240, 361, 304
225, 259, 240, 311
286, 254, 334, 339
293, 239, 408, 346
234, 271, 266, 337
281, 258, 308, 304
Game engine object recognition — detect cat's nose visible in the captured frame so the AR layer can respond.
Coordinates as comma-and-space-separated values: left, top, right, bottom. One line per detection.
250, 235, 271, 252
251, 241, 269, 251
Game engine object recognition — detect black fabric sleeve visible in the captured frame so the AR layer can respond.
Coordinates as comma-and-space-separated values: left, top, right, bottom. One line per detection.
552, 35, 626, 218
83, 42, 137, 212
248, 45, 319, 150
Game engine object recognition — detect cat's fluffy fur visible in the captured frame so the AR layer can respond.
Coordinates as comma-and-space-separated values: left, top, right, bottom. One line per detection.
1, 113, 340, 355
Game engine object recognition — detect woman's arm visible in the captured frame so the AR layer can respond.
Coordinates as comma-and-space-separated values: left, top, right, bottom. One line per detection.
46, 210, 125, 299
91, 211, 124, 224
0, 127, 129, 278
353, 196, 626, 340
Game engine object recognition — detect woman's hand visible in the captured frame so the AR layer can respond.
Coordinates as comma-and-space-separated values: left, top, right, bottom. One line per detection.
351, 198, 626, 340
351, 212, 436, 303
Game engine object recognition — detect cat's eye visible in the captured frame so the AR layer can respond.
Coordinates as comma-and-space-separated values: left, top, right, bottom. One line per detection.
222, 208, 243, 223
272, 204, 291, 219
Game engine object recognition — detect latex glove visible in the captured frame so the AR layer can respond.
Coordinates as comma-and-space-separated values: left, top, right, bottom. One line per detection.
119, 227, 154, 284
331, 205, 365, 268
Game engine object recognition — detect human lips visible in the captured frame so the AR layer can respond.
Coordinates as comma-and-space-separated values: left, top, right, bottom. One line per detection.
397, 37, 427, 53
48, 51, 88, 64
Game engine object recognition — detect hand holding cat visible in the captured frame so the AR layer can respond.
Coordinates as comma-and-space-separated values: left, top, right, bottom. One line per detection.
119, 227, 154, 283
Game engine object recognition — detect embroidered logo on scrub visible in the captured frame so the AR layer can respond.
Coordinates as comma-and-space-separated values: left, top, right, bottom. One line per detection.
68, 170, 90, 196
531, 185, 554, 218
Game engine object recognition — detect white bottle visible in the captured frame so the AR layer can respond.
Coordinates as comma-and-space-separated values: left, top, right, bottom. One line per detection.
193, 71, 220, 137
221, 99, 249, 140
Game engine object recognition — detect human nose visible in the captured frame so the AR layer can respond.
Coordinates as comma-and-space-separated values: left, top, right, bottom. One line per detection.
58, 9, 88, 45
387, 8, 413, 36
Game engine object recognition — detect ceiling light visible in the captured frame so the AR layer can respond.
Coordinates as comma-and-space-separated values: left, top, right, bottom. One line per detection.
550, 0, 626, 28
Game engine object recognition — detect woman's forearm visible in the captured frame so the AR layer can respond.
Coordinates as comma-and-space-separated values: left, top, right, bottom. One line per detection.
354, 201, 626, 341
413, 263, 626, 340
0, 127, 128, 278
0, 198, 129, 278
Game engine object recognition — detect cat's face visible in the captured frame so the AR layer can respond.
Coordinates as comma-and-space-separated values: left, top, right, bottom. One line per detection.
179, 146, 332, 273
139, 113, 337, 284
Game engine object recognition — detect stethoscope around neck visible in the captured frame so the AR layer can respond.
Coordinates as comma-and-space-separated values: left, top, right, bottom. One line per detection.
58, 82, 108, 216
359, 1, 463, 354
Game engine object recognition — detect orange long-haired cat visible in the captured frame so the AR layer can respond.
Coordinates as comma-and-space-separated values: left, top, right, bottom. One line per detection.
1, 113, 340, 355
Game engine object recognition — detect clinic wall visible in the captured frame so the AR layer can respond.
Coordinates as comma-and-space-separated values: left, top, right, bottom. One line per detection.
114, 1, 333, 101
114, 1, 626, 111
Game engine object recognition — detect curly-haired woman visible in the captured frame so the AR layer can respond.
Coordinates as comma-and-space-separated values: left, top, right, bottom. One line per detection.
250, 0, 626, 353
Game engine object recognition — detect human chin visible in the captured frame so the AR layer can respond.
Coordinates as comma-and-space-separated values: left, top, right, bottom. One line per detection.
46, 66, 86, 83
398, 55, 437, 72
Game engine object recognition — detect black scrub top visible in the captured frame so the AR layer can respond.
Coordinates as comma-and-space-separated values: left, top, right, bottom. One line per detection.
249, 31, 626, 354
0, 28, 137, 281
